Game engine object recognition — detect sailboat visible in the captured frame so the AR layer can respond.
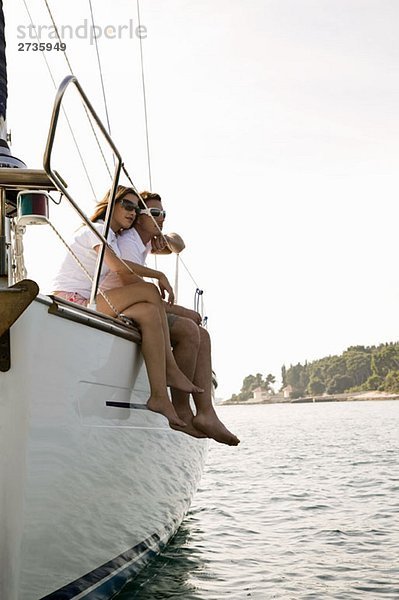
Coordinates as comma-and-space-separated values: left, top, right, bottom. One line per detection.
0, 2, 207, 599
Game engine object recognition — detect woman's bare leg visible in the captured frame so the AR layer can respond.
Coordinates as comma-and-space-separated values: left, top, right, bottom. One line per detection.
97, 293, 185, 427
123, 302, 188, 427
97, 282, 202, 394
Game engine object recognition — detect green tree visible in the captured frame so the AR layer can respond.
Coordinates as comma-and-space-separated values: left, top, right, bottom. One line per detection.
363, 374, 383, 390
261, 373, 276, 394
382, 370, 399, 393
239, 374, 256, 400
372, 345, 399, 378
254, 373, 264, 388
327, 375, 354, 394
308, 377, 325, 396
228, 341, 399, 402
344, 350, 371, 386
285, 363, 308, 396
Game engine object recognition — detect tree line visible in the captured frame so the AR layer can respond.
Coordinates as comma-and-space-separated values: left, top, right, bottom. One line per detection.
228, 372, 276, 403
228, 342, 399, 402
283, 342, 399, 398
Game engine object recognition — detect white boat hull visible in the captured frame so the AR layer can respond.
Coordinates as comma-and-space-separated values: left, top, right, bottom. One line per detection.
0, 297, 207, 600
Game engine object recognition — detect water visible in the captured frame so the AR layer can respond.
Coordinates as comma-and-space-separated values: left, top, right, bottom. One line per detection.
115, 401, 399, 599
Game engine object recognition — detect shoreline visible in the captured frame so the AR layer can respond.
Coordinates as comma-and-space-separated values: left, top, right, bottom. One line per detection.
222, 391, 399, 406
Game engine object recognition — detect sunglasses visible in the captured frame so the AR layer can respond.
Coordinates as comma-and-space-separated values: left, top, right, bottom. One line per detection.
139, 208, 166, 218
119, 198, 139, 211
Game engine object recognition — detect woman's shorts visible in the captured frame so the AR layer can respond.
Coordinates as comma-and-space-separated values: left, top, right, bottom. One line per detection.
54, 291, 89, 306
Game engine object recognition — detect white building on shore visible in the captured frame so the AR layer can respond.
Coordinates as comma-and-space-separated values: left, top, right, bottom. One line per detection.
250, 387, 273, 403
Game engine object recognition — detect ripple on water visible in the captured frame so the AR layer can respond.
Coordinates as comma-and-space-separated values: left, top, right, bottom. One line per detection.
115, 401, 399, 599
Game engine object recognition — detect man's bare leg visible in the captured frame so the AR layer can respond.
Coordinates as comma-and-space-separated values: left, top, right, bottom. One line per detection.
170, 318, 206, 438
191, 328, 239, 445
170, 318, 240, 445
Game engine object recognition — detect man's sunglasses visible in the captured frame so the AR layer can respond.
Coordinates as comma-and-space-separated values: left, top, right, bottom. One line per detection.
139, 208, 166, 218
119, 198, 139, 211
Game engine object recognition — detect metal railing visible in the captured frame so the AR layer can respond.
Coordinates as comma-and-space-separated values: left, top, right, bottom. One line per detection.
43, 74, 129, 307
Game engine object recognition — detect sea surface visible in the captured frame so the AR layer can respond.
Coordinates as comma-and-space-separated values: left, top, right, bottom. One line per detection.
115, 401, 399, 599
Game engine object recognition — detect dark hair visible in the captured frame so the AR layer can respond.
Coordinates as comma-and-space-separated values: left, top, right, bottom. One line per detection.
90, 185, 139, 222
139, 190, 162, 210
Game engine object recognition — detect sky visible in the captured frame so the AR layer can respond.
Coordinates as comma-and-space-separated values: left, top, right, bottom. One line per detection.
4, 0, 399, 399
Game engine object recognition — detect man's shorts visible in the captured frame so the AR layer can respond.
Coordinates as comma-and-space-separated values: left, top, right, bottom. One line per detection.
167, 313, 178, 329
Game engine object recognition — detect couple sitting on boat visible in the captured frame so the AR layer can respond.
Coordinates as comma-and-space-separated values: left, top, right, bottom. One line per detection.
52, 186, 239, 446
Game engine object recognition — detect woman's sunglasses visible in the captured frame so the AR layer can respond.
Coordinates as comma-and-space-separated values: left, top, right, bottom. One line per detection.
119, 198, 139, 212
139, 208, 166, 218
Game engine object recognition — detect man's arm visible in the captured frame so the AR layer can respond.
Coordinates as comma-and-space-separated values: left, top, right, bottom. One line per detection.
151, 233, 185, 255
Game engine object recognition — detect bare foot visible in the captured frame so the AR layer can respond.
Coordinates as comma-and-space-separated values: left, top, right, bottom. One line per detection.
170, 408, 208, 439
166, 366, 204, 394
170, 422, 208, 439
147, 395, 187, 428
193, 412, 240, 446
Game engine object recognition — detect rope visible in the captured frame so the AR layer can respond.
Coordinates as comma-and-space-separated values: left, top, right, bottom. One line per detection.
48, 221, 157, 320
42, 0, 113, 180
24, 1, 207, 322
136, 0, 152, 189
48, 220, 122, 317
174, 254, 179, 303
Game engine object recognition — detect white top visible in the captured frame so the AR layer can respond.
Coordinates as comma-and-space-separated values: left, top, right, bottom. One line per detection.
118, 227, 151, 266
52, 222, 121, 298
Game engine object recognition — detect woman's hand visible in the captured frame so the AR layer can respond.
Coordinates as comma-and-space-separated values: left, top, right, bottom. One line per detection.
158, 273, 175, 305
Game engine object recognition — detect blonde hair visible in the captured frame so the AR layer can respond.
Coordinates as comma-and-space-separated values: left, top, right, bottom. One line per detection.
90, 185, 139, 222
139, 190, 162, 209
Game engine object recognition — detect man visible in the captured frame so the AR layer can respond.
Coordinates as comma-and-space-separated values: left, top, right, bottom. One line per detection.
118, 191, 239, 446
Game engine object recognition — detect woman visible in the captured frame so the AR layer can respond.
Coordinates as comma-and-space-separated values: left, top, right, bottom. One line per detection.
52, 185, 202, 428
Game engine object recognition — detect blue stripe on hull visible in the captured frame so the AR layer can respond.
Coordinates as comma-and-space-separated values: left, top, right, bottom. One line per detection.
40, 532, 166, 599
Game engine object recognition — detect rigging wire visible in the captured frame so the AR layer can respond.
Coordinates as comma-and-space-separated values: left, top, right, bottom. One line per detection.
42, 0, 74, 73
87, 0, 112, 137
21, 0, 97, 200
133, 4, 207, 316
42, 0, 114, 181
179, 254, 201, 289
136, 0, 153, 190
22, 0, 206, 316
